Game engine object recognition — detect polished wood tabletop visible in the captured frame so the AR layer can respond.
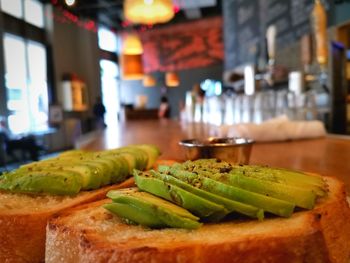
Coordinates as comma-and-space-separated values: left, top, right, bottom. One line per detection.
80, 119, 350, 193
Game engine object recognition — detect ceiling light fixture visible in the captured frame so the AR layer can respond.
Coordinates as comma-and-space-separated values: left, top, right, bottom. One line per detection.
122, 34, 143, 55
124, 0, 174, 25
65, 0, 76, 7
165, 72, 180, 87
143, 74, 156, 87
121, 54, 144, 80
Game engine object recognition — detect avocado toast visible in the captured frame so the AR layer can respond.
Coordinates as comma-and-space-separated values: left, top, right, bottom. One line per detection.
46, 159, 350, 263
0, 144, 160, 263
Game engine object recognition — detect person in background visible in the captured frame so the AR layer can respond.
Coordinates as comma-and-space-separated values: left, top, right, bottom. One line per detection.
0, 117, 41, 161
93, 96, 106, 129
192, 83, 205, 121
158, 96, 171, 119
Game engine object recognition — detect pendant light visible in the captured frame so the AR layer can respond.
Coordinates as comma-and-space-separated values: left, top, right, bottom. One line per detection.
124, 0, 174, 25
121, 54, 144, 80
165, 71, 180, 87
121, 33, 144, 80
122, 34, 143, 55
143, 74, 156, 87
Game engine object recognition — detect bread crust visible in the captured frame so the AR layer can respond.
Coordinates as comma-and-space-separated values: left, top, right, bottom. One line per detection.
0, 178, 134, 263
46, 176, 350, 263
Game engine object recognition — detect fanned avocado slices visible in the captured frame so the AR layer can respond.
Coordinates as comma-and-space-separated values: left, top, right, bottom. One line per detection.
106, 159, 328, 230
168, 162, 317, 209
0, 144, 161, 196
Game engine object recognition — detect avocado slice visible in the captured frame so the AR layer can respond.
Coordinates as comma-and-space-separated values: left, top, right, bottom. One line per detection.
18, 162, 101, 190
0, 170, 81, 195
94, 153, 132, 183
89, 157, 114, 186
105, 188, 201, 229
150, 170, 264, 220
119, 147, 149, 170
100, 151, 137, 173
133, 170, 228, 220
131, 144, 161, 169
230, 165, 326, 196
103, 155, 130, 183
103, 202, 166, 227
103, 148, 145, 171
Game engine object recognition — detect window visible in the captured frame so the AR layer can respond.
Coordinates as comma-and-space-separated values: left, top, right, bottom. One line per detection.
3, 33, 48, 134
98, 26, 120, 126
24, 0, 45, 28
1, 0, 45, 28
100, 59, 120, 127
0, 0, 23, 19
98, 26, 118, 53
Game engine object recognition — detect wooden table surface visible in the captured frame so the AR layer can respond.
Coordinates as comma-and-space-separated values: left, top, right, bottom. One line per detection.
80, 119, 350, 193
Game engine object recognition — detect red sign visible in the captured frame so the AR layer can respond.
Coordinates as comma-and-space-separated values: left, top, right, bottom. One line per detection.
140, 17, 223, 73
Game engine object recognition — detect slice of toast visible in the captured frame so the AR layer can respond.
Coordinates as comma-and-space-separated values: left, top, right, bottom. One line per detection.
0, 177, 134, 263
46, 175, 350, 263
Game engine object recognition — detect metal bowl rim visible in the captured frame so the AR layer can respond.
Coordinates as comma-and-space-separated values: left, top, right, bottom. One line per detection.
179, 137, 254, 148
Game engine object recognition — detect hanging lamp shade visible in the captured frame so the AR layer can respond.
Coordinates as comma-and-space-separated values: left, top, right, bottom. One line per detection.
121, 54, 144, 80
122, 34, 143, 55
124, 0, 174, 25
143, 74, 156, 87
165, 72, 180, 87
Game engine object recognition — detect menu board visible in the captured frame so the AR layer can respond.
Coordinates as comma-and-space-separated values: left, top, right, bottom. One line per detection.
223, 0, 330, 70
266, 0, 314, 47
223, 0, 261, 70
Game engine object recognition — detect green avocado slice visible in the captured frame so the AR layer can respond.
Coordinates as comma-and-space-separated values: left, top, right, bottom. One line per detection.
89, 157, 113, 186
105, 188, 201, 229
120, 147, 149, 170
103, 202, 166, 228
106, 155, 130, 183
0, 170, 81, 195
18, 162, 101, 190
133, 170, 228, 220
131, 144, 161, 169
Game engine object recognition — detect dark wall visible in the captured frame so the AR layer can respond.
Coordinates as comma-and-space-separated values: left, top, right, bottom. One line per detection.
51, 8, 101, 115
333, 2, 350, 25
120, 63, 223, 119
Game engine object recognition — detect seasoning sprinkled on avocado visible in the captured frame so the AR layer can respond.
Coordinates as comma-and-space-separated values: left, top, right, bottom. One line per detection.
104, 159, 328, 229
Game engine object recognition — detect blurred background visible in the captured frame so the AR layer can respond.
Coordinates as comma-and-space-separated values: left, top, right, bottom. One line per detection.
0, 0, 349, 165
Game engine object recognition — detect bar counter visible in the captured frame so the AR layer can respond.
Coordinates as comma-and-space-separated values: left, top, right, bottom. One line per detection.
80, 119, 350, 193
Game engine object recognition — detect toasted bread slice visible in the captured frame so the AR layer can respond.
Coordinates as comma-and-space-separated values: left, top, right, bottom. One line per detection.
46, 175, 350, 263
0, 177, 134, 263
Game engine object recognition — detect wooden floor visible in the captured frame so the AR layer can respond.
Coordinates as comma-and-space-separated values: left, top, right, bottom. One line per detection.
80, 119, 350, 193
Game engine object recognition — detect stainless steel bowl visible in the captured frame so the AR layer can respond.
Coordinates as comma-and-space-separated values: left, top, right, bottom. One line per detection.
179, 137, 254, 164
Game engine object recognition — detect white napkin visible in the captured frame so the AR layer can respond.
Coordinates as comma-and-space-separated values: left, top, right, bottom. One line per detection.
218, 115, 326, 142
